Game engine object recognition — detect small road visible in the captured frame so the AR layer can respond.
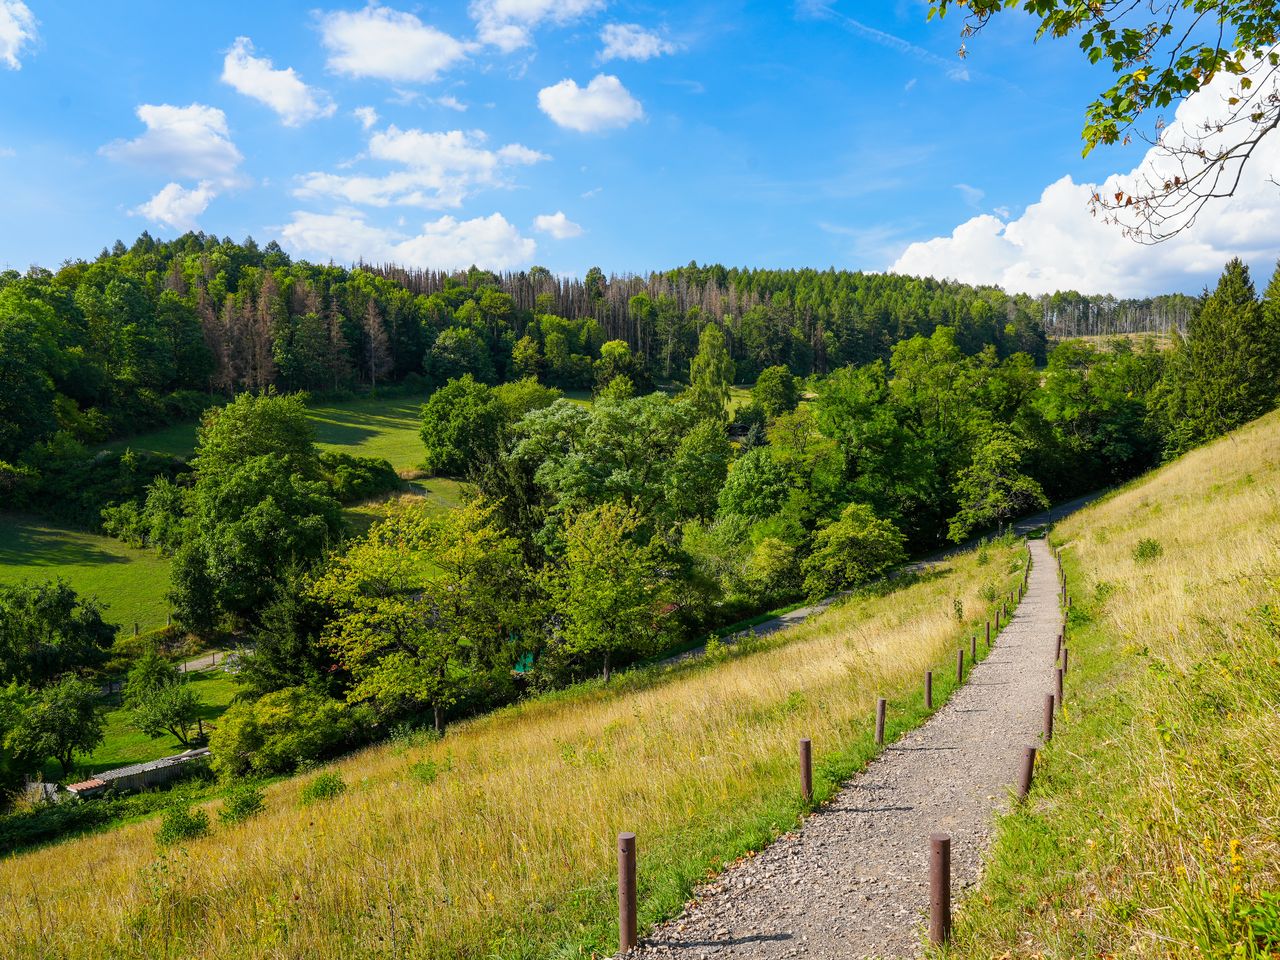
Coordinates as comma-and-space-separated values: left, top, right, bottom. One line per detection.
631, 538, 1064, 959
661, 489, 1103, 667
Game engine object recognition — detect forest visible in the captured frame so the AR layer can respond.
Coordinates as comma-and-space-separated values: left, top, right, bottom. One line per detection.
0, 232, 1278, 802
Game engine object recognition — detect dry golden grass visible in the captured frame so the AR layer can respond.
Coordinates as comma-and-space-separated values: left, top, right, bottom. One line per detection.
1, 540, 1025, 958
948, 409, 1280, 958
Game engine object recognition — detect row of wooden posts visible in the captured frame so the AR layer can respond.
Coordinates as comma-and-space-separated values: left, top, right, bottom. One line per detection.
615, 542, 1071, 954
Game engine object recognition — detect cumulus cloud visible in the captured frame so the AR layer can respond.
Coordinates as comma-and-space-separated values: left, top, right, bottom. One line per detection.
471, 0, 604, 52
538, 74, 643, 133
134, 181, 217, 231
892, 69, 1280, 296
533, 211, 583, 239
434, 95, 467, 112
598, 23, 676, 62
100, 103, 244, 182
221, 37, 335, 127
353, 106, 379, 129
295, 125, 547, 209
279, 210, 536, 269
0, 0, 36, 70
320, 4, 472, 83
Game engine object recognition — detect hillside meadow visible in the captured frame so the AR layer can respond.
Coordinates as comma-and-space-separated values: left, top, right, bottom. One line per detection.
0, 538, 1027, 959
945, 410, 1280, 958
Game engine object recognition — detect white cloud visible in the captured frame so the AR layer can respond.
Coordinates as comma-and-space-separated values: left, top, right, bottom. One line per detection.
533, 211, 583, 239
0, 0, 36, 70
320, 4, 472, 83
904, 78, 917, 92
221, 37, 334, 127
538, 74, 643, 133
100, 103, 244, 183
599, 24, 676, 62
295, 126, 548, 209
434, 95, 467, 112
954, 183, 984, 207
471, 0, 604, 52
280, 210, 536, 269
134, 181, 217, 231
353, 106, 379, 129
891, 68, 1280, 296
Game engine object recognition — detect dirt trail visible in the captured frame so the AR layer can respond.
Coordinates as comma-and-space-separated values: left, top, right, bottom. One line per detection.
631, 538, 1063, 960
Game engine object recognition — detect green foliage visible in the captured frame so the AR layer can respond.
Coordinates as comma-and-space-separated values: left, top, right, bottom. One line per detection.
751, 365, 799, 419
218, 782, 266, 825
123, 651, 179, 705
666, 419, 733, 521
319, 451, 400, 503
208, 686, 353, 778
948, 426, 1049, 542
685, 323, 735, 422
129, 681, 203, 748
801, 503, 906, 599
312, 498, 525, 731
156, 803, 209, 845
540, 502, 671, 680
1, 675, 105, 775
718, 447, 789, 523
0, 579, 116, 686
1133, 538, 1164, 563
300, 771, 346, 805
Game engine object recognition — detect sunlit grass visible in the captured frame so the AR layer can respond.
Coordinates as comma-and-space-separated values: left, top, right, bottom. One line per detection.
944, 409, 1280, 958
0, 537, 1026, 958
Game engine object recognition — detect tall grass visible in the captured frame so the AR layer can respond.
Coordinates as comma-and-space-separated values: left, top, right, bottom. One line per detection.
945, 409, 1280, 958
0, 541, 1026, 958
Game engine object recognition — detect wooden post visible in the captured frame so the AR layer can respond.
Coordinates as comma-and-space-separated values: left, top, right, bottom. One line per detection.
1061, 646, 1069, 675
970, 634, 976, 662
925, 671, 933, 710
985, 620, 991, 646
133, 622, 139, 637
799, 738, 813, 805
1043, 694, 1055, 742
929, 833, 952, 946
875, 698, 886, 745
618, 833, 637, 953
1017, 746, 1037, 800
1056, 667, 1064, 714
956, 647, 964, 684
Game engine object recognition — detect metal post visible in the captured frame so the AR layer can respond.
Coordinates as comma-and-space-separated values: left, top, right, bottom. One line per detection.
799, 738, 813, 804
1056, 667, 1064, 714
925, 671, 933, 709
875, 698, 886, 745
1043, 694, 1055, 742
1017, 746, 1037, 800
929, 832, 952, 946
956, 648, 964, 684
618, 833, 637, 953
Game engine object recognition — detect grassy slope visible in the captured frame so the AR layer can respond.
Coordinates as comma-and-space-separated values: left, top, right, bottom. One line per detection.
1, 539, 1028, 959
945, 410, 1280, 959
0, 512, 172, 633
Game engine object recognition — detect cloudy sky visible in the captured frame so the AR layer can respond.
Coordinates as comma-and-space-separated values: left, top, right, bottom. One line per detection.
0, 0, 1276, 296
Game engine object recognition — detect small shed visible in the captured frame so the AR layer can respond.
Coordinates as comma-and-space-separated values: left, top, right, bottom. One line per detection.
64, 748, 211, 798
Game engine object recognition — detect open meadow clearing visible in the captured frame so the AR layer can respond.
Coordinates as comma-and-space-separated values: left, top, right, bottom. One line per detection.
947, 410, 1280, 958
0, 538, 1027, 958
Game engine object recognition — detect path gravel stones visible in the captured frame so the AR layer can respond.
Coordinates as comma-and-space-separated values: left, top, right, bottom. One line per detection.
629, 539, 1062, 960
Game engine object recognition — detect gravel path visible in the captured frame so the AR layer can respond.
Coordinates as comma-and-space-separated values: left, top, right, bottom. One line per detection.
630, 538, 1062, 960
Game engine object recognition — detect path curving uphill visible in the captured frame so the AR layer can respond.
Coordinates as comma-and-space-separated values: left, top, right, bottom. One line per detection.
630, 538, 1063, 959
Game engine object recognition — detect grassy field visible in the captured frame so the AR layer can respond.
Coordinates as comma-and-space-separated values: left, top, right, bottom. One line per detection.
0, 537, 1027, 958
0, 512, 172, 633
41, 669, 240, 781
944, 410, 1280, 958
104, 392, 435, 471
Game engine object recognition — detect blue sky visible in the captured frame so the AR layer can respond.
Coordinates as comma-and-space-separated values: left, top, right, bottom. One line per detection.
1, 1, 1276, 296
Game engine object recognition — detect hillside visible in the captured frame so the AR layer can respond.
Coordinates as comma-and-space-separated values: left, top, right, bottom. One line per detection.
0, 537, 1027, 958
948, 409, 1280, 957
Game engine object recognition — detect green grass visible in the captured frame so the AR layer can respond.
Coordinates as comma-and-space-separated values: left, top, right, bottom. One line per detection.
0, 512, 172, 635
46, 669, 242, 781
103, 391, 435, 472
342, 477, 470, 535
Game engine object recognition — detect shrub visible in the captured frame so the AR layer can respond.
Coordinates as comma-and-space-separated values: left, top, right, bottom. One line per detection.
218, 783, 266, 825
156, 804, 209, 845
408, 760, 440, 785
801, 503, 907, 599
320, 451, 401, 503
1133, 537, 1164, 563
208, 686, 354, 779
300, 772, 346, 805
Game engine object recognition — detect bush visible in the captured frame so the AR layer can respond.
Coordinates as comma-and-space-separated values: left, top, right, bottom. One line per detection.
208, 686, 355, 779
156, 804, 209, 845
217, 783, 266, 825
300, 771, 346, 805
1133, 537, 1164, 562
319, 451, 401, 503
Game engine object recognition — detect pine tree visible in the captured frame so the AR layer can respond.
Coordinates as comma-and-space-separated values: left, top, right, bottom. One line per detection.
1159, 258, 1276, 455
363, 299, 392, 390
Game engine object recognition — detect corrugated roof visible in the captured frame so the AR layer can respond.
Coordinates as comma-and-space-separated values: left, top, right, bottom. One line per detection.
66, 778, 106, 791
